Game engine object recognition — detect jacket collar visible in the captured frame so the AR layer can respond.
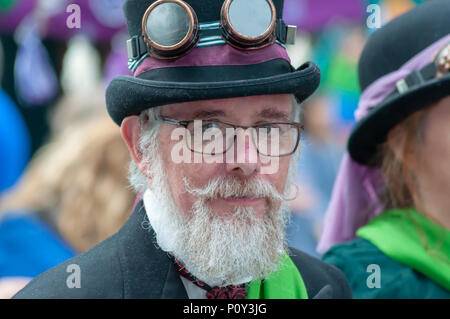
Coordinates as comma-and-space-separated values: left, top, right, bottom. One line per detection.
116, 200, 188, 298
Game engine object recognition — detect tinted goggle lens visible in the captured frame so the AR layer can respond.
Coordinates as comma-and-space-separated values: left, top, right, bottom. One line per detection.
145, 2, 192, 47
142, 0, 279, 59
227, 0, 274, 39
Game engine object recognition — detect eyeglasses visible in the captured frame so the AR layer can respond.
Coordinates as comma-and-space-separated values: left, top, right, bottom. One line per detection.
158, 116, 304, 157
127, 0, 296, 60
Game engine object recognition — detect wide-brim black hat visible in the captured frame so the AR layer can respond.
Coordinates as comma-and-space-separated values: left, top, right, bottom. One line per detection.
348, 0, 450, 166
105, 0, 320, 126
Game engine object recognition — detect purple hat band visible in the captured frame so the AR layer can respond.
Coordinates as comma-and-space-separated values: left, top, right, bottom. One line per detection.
133, 43, 291, 77
355, 34, 450, 121
317, 34, 450, 254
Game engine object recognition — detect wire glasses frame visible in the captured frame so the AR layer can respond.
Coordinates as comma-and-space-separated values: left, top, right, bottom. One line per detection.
158, 116, 304, 157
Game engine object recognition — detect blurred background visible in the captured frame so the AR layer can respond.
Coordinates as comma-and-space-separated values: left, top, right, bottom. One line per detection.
0, 0, 429, 297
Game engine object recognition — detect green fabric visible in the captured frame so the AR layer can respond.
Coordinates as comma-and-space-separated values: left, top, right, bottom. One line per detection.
356, 207, 450, 292
324, 54, 360, 93
246, 255, 308, 299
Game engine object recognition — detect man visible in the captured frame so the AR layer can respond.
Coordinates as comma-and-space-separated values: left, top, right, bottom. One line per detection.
14, 0, 351, 299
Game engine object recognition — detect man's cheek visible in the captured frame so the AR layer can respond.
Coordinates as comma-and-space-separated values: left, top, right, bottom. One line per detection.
260, 157, 279, 175
184, 161, 216, 179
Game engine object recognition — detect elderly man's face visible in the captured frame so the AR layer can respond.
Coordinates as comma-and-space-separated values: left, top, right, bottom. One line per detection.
157, 94, 294, 219
121, 94, 297, 286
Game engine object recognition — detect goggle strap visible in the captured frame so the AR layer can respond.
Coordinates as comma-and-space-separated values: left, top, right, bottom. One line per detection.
127, 35, 147, 60
275, 19, 287, 44
275, 19, 296, 45
198, 35, 227, 47
388, 62, 438, 97
127, 18, 294, 61
286, 25, 297, 45
199, 21, 221, 30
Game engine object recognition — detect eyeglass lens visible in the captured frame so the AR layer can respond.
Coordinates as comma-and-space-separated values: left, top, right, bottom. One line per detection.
184, 121, 299, 156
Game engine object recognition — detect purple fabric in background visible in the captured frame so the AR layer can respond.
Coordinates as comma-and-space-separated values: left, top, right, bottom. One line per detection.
0, 0, 36, 34
46, 0, 126, 43
0, 0, 126, 42
103, 48, 131, 87
316, 154, 384, 254
14, 16, 59, 106
1, 0, 364, 39
283, 0, 364, 31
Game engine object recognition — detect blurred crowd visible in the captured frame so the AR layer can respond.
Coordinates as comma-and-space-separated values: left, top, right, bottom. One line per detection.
0, 0, 429, 298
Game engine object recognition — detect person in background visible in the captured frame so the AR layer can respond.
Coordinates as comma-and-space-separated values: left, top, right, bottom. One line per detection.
0, 114, 135, 298
0, 88, 34, 299
0, 88, 30, 194
318, 0, 450, 298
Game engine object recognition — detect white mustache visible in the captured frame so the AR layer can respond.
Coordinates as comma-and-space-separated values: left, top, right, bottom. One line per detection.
183, 176, 293, 202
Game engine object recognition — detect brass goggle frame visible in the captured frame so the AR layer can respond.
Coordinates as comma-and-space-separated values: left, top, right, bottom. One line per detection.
434, 42, 450, 77
139, 0, 294, 60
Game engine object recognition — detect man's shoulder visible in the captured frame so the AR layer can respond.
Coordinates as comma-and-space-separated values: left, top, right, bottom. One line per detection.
13, 233, 124, 299
13, 203, 177, 299
288, 247, 352, 299
322, 238, 385, 267
322, 238, 450, 298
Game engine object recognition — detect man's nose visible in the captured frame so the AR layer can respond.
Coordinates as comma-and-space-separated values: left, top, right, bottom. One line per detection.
224, 128, 260, 177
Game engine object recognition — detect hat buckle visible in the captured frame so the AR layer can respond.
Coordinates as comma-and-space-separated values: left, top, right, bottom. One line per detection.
435, 43, 450, 76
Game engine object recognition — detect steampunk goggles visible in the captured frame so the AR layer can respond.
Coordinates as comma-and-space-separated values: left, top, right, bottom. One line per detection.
127, 0, 296, 61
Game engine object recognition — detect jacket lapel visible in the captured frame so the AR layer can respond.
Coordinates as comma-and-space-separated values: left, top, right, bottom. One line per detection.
116, 200, 188, 299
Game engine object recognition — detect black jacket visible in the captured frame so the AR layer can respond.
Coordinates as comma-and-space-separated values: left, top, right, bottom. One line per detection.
14, 201, 351, 299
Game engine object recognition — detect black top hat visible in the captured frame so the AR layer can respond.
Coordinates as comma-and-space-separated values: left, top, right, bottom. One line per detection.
105, 0, 320, 126
348, 0, 450, 165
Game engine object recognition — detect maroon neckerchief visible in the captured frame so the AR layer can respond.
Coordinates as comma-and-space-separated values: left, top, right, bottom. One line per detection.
168, 253, 247, 299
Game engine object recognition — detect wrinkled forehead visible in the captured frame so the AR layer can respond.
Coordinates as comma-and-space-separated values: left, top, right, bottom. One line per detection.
160, 94, 295, 121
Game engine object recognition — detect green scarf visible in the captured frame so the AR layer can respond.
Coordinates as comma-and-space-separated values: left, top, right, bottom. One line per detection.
356, 207, 450, 291
246, 255, 309, 299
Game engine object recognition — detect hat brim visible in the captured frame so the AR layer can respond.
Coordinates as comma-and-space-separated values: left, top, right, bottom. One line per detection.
348, 75, 450, 166
105, 61, 320, 126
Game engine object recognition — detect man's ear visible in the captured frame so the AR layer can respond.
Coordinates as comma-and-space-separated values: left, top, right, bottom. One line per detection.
120, 116, 148, 174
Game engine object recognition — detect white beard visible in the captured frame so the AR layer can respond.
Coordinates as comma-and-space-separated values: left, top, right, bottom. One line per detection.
142, 143, 292, 287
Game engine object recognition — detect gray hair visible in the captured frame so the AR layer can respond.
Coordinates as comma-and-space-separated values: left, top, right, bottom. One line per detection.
128, 106, 162, 194
128, 95, 302, 194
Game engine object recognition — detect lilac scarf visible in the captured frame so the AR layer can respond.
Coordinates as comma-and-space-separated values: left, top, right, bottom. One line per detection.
317, 35, 450, 254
